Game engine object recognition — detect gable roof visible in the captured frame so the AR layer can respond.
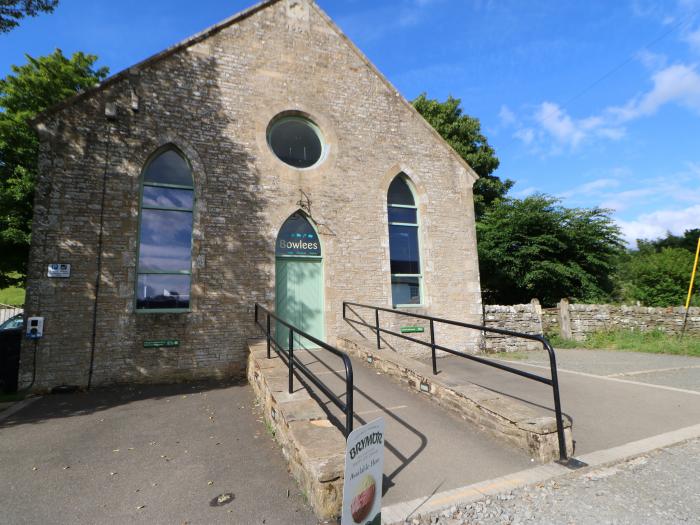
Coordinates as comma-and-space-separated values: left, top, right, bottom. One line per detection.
34, 0, 478, 181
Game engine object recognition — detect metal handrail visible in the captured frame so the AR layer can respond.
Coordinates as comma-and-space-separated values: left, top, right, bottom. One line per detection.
343, 301, 568, 461
254, 303, 354, 438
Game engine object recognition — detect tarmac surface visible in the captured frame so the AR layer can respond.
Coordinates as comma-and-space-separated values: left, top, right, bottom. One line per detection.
2, 346, 698, 524
0, 381, 316, 525
419, 347, 700, 455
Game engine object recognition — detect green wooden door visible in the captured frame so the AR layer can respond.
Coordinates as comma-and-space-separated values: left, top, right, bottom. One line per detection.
275, 258, 324, 349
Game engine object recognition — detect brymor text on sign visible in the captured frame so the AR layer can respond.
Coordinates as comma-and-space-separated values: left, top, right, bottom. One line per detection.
341, 418, 385, 525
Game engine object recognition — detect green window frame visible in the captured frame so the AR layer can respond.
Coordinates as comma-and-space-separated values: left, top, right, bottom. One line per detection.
387, 175, 423, 307
135, 148, 195, 313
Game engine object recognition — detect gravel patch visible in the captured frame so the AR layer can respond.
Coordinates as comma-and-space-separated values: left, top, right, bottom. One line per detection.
406, 438, 700, 525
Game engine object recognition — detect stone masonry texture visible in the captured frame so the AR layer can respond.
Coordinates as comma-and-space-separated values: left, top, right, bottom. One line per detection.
555, 303, 700, 341
19, 0, 483, 390
483, 300, 700, 351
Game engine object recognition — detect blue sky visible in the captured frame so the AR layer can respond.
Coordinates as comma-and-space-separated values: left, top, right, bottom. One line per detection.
2, 0, 700, 246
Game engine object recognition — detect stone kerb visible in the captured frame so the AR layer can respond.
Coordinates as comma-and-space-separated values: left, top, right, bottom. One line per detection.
247, 340, 344, 520
338, 337, 573, 463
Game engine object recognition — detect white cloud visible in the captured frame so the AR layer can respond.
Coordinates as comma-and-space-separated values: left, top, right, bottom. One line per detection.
514, 127, 535, 145
531, 102, 626, 149
535, 102, 586, 147
600, 188, 659, 212
512, 186, 538, 198
558, 178, 621, 200
609, 63, 700, 120
685, 27, 700, 52
499, 105, 517, 126
512, 62, 700, 151
617, 204, 700, 246
636, 49, 668, 70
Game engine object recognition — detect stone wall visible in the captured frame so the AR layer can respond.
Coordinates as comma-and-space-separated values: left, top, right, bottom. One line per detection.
561, 302, 700, 341
482, 301, 543, 352
484, 298, 700, 347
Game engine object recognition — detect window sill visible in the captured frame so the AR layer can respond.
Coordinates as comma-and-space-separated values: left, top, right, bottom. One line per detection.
135, 308, 191, 314
392, 304, 424, 309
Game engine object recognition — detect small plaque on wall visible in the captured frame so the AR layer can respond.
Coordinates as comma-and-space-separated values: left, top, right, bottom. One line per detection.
143, 339, 180, 348
47, 263, 71, 278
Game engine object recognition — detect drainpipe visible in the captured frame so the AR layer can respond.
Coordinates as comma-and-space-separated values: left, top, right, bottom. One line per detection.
87, 101, 115, 389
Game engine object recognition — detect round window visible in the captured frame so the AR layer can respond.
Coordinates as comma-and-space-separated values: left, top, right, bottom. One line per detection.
268, 116, 325, 169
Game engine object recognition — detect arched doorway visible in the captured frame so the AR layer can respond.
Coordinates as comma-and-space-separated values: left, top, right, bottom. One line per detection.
275, 211, 324, 348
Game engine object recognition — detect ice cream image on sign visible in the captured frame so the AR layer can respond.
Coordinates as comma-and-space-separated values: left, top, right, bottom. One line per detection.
351, 474, 376, 523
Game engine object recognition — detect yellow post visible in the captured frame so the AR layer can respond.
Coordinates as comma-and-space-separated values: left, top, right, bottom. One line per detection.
681, 237, 700, 338
686, 237, 700, 309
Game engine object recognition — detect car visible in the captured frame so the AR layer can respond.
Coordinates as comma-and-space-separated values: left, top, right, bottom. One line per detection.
0, 313, 23, 331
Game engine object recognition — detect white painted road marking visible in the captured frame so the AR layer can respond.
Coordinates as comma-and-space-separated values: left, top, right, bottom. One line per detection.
490, 358, 700, 396
607, 364, 700, 378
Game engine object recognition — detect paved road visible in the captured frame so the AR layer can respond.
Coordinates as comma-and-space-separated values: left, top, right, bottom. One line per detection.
418, 348, 700, 455
411, 437, 700, 525
291, 347, 533, 506
0, 381, 316, 525
502, 348, 700, 392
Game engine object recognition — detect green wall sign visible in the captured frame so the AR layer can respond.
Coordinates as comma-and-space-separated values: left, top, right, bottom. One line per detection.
143, 339, 180, 348
400, 326, 424, 334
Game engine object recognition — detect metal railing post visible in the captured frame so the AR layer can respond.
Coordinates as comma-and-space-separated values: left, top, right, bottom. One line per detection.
375, 308, 381, 349
543, 340, 567, 461
430, 319, 437, 375
288, 328, 294, 394
345, 357, 354, 438
253, 302, 355, 440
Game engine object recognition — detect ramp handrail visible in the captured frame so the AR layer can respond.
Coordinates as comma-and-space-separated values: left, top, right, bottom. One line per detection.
342, 301, 568, 461
254, 303, 354, 438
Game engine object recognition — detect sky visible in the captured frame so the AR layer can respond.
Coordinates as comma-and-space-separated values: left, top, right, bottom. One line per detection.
2, 0, 700, 247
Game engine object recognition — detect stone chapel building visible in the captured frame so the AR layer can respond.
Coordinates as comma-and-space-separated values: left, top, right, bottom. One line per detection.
18, 0, 483, 390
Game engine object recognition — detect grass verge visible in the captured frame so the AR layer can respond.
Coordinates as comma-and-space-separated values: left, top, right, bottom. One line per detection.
547, 329, 700, 357
0, 285, 25, 306
0, 391, 26, 403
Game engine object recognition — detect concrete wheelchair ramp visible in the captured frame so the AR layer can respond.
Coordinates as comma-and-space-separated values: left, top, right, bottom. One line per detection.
290, 346, 533, 505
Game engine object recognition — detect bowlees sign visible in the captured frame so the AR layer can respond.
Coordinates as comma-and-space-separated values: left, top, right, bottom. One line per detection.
276, 211, 321, 257
341, 418, 385, 525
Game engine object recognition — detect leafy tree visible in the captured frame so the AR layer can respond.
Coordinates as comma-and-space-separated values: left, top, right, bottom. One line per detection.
412, 93, 513, 218
0, 49, 108, 287
477, 195, 623, 306
0, 0, 58, 33
636, 228, 700, 254
616, 247, 697, 307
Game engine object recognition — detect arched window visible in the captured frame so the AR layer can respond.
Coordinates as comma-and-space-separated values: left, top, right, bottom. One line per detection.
387, 175, 422, 306
136, 148, 194, 311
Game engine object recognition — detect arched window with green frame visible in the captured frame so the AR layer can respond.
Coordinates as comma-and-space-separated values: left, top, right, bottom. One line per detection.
136, 148, 194, 311
387, 175, 422, 306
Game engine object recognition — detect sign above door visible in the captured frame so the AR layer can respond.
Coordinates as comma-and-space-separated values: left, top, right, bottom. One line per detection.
276, 212, 321, 257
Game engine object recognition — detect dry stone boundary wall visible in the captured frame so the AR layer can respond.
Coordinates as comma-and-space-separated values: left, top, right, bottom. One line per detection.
484, 299, 700, 351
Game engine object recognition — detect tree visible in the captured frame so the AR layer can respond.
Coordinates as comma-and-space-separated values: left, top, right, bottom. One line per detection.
636, 228, 700, 254
0, 49, 108, 287
616, 247, 697, 307
477, 195, 623, 306
412, 94, 513, 218
0, 0, 58, 33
